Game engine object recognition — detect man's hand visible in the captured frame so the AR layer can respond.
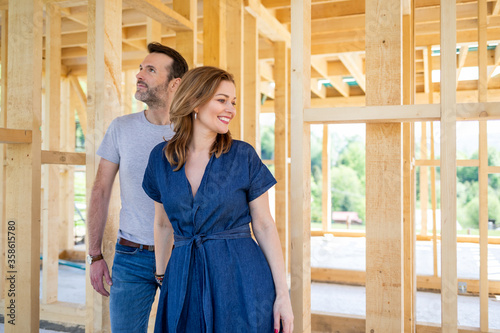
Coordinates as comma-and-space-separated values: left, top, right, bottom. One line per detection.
89, 259, 113, 297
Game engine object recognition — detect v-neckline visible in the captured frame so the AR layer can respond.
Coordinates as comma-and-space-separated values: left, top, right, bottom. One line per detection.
183, 154, 213, 201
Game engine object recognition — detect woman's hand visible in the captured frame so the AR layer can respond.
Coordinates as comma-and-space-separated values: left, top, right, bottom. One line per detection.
273, 292, 294, 333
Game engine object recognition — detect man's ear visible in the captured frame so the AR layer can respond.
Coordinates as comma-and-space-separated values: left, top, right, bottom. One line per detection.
170, 78, 181, 92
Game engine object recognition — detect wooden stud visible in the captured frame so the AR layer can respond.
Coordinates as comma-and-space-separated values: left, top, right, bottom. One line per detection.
430, 122, 438, 278
226, 0, 244, 140
290, 0, 311, 332
59, 77, 75, 251
173, 0, 197, 69
456, 46, 469, 89
203, 0, 226, 68
440, 0, 458, 331
122, 70, 135, 115
420, 122, 428, 237
86, 0, 122, 331
146, 17, 162, 44
321, 125, 330, 232
0, 8, 7, 305
68, 75, 87, 135
274, 40, 288, 271
4, 0, 43, 331
42, 2, 61, 305
478, 0, 489, 331
243, 12, 259, 150
403, 2, 416, 331
365, 0, 403, 332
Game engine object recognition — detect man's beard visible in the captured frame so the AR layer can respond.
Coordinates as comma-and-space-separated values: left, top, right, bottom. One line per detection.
135, 81, 168, 107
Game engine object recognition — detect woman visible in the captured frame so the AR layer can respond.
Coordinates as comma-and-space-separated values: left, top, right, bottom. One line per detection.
142, 66, 293, 333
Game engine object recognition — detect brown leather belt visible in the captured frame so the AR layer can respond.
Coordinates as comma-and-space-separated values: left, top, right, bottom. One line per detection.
118, 238, 154, 252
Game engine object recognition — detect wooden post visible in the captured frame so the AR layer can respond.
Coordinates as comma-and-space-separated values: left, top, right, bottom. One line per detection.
0, 9, 8, 304
174, 0, 197, 69
60, 78, 75, 251
274, 40, 288, 271
403, 1, 416, 332
122, 70, 135, 115
42, 2, 61, 305
365, 0, 404, 332
243, 11, 259, 151
226, 0, 244, 140
86, 0, 122, 331
203, 0, 226, 68
419, 122, 428, 236
290, 0, 311, 332
4, 0, 43, 331
440, 0, 458, 331
321, 125, 331, 232
478, 0, 489, 331
146, 17, 162, 44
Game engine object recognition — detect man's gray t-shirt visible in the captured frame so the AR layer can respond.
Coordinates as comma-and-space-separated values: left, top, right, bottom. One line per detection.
97, 111, 174, 245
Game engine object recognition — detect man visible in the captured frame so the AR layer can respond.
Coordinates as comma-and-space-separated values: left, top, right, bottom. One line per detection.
87, 42, 188, 332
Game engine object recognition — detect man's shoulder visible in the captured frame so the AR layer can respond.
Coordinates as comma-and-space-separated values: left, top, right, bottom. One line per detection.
113, 111, 144, 125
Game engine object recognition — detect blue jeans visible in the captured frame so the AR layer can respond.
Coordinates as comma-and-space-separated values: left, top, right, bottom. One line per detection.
110, 242, 158, 333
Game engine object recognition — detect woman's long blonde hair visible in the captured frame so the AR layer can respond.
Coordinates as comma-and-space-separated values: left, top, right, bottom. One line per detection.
165, 66, 234, 171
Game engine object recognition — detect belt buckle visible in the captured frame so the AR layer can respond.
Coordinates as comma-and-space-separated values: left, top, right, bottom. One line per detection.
139, 244, 154, 252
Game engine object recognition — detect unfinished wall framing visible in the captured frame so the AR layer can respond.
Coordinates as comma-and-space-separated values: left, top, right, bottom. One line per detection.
0, 0, 499, 332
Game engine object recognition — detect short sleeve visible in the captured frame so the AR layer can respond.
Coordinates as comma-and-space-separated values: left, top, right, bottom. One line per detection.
97, 118, 120, 164
247, 145, 277, 202
142, 145, 163, 203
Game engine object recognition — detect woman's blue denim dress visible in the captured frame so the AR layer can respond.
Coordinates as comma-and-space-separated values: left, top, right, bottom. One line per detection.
143, 140, 277, 333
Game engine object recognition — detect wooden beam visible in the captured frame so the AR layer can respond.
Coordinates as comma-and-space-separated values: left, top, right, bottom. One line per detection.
243, 11, 259, 150
274, 40, 288, 273
478, 1, 488, 332
146, 17, 162, 44
203, 0, 226, 68
86, 0, 122, 331
310, 78, 326, 99
365, 0, 403, 332
68, 75, 87, 136
403, 3, 416, 332
0, 128, 32, 143
0, 7, 7, 308
244, 0, 291, 45
321, 125, 331, 232
41, 151, 86, 165
42, 2, 61, 305
290, 0, 311, 332
338, 53, 365, 92
122, 0, 193, 32
456, 45, 469, 88
173, 0, 197, 68
440, 0, 458, 331
4, 0, 43, 331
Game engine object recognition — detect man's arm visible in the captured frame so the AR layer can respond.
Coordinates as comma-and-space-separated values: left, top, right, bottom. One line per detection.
88, 158, 119, 297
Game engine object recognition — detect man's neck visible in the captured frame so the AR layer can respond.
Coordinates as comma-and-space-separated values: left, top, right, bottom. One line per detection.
144, 107, 170, 125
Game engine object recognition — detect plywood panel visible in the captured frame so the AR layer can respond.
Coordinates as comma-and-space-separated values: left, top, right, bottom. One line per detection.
365, 1, 403, 332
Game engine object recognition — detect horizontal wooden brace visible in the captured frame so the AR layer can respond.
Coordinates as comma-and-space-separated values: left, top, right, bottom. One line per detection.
0, 128, 32, 144
122, 0, 194, 32
311, 268, 500, 294
0, 300, 85, 326
41, 150, 86, 165
415, 159, 480, 167
304, 102, 500, 124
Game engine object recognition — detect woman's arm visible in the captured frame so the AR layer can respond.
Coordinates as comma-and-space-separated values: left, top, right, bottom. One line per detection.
154, 201, 174, 277
250, 191, 294, 333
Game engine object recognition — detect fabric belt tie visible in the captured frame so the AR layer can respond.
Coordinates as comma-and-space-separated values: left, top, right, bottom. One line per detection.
172, 224, 252, 332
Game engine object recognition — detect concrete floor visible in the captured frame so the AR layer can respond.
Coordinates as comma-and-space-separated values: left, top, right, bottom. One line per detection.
2, 236, 499, 332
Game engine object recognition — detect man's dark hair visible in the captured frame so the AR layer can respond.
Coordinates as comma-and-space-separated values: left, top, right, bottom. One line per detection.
147, 42, 189, 82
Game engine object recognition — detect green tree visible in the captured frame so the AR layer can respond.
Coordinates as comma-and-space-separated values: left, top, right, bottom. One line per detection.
331, 165, 365, 221
260, 124, 274, 160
